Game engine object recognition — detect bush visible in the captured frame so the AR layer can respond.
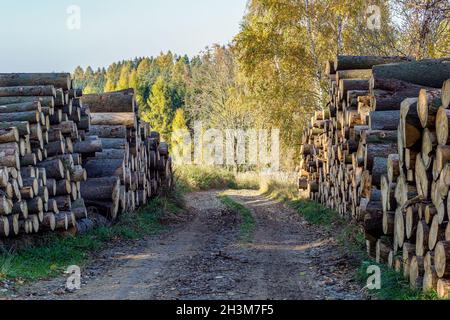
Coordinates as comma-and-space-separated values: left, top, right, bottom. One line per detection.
174, 165, 260, 191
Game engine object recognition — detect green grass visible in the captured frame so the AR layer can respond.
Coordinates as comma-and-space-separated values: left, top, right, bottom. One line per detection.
356, 261, 440, 300
174, 165, 260, 192
260, 178, 299, 202
174, 165, 238, 191
0, 196, 180, 282
289, 200, 340, 229
218, 195, 255, 242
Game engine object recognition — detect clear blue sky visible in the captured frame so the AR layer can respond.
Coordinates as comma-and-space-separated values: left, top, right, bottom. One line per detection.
0, 0, 248, 72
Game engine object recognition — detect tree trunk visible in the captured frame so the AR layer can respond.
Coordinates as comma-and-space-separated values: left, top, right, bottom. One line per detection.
442, 79, 450, 109
0, 73, 71, 90
37, 159, 65, 179
371, 58, 450, 88
334, 55, 413, 71
409, 255, 424, 289
81, 90, 135, 113
436, 107, 450, 145
0, 111, 40, 123
369, 111, 400, 130
73, 139, 102, 154
418, 88, 442, 128
0, 101, 41, 114
435, 241, 450, 278
84, 159, 125, 181
416, 220, 430, 257
87, 125, 127, 139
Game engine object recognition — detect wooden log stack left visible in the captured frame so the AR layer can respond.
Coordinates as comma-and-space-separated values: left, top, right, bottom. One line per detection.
0, 73, 172, 239
0, 73, 89, 236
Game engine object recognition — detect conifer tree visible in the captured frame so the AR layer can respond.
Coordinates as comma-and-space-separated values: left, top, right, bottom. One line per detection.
142, 76, 173, 141
117, 64, 131, 90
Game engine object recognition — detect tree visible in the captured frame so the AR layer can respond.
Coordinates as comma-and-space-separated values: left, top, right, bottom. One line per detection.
171, 108, 190, 164
233, 0, 397, 166
391, 0, 449, 59
129, 69, 138, 91
187, 45, 253, 130
172, 108, 188, 132
72, 66, 84, 88
116, 64, 131, 90
104, 78, 116, 92
136, 57, 153, 105
142, 77, 173, 141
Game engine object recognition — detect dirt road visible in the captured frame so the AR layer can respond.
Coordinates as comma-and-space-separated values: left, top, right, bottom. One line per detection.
15, 190, 363, 300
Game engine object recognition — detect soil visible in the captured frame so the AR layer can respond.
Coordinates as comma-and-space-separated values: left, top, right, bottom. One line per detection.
8, 190, 364, 300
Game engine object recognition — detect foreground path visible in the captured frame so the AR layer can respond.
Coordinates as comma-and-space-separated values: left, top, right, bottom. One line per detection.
15, 190, 363, 300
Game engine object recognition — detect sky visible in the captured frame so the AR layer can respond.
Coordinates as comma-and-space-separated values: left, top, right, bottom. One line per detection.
0, 0, 248, 72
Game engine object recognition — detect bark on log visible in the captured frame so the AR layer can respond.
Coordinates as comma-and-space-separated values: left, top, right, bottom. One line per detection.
72, 198, 87, 220
371, 59, 450, 88
0, 85, 56, 97
365, 143, 397, 171
37, 159, 64, 179
81, 90, 135, 113
0, 111, 40, 123
73, 139, 102, 154
84, 159, 125, 181
87, 125, 127, 139
0, 101, 41, 114
0, 96, 54, 108
80, 177, 120, 220
372, 157, 387, 187
0, 122, 29, 136
334, 55, 413, 71
0, 73, 71, 90
338, 79, 369, 101
369, 111, 400, 130
90, 113, 136, 128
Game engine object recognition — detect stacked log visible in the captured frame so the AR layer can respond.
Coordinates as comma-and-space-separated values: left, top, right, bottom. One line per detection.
0, 73, 88, 236
299, 56, 450, 295
80, 89, 173, 220
0, 75, 172, 239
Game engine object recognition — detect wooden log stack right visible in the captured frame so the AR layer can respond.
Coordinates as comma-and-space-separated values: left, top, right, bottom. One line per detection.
299, 56, 450, 296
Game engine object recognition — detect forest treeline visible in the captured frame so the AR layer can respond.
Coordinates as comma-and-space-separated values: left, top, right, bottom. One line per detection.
73, 0, 449, 170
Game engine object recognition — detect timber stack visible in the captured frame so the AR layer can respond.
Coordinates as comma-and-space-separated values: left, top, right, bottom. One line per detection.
0, 73, 89, 236
0, 73, 172, 240
299, 56, 450, 296
80, 89, 173, 220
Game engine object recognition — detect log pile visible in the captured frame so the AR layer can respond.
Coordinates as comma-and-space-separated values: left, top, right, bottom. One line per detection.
80, 89, 173, 220
299, 56, 450, 296
0, 73, 89, 236
0, 74, 172, 239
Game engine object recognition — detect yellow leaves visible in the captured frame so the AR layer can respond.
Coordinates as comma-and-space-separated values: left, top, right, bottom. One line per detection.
172, 109, 188, 132
103, 78, 115, 93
